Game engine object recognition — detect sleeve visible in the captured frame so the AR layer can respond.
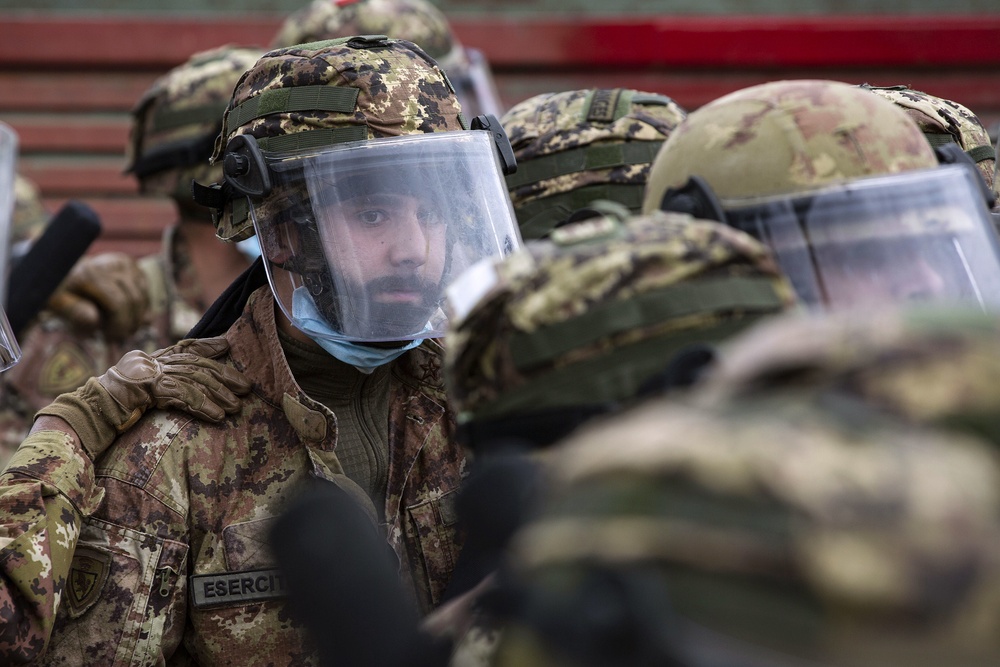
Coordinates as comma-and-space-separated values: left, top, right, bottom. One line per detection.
0, 428, 103, 663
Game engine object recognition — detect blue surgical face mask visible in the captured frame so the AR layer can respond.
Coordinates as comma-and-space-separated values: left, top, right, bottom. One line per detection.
236, 237, 262, 262
290, 287, 421, 373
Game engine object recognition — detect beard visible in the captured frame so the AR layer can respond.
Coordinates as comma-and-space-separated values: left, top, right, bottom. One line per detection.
312, 271, 442, 340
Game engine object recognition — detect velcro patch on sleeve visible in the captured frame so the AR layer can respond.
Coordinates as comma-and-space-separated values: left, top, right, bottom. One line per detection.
189, 569, 288, 609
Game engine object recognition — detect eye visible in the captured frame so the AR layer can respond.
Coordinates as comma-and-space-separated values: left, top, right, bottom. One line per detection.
356, 209, 387, 226
417, 207, 444, 227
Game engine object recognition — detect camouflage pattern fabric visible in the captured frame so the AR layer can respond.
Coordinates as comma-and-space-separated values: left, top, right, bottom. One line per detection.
494, 395, 1000, 667
0, 427, 104, 663
642, 79, 939, 214
696, 305, 1000, 447
0, 287, 465, 664
862, 84, 997, 200
126, 45, 262, 210
212, 36, 466, 242
444, 210, 797, 425
270, 0, 461, 67
500, 88, 686, 239
0, 226, 204, 467
11, 174, 47, 247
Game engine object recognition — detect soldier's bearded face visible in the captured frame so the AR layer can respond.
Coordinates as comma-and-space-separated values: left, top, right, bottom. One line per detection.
318, 192, 448, 336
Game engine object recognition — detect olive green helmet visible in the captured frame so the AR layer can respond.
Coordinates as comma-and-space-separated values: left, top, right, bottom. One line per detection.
644, 79, 1000, 312
861, 84, 997, 203
643, 79, 937, 214
199, 35, 467, 243
502, 88, 686, 239
494, 395, 1000, 667
125, 45, 263, 215
443, 210, 795, 448
270, 0, 462, 69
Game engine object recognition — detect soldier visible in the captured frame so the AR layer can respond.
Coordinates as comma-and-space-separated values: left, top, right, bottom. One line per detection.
444, 211, 795, 453
487, 392, 1000, 666
861, 84, 998, 205
0, 45, 262, 464
499, 88, 686, 239
271, 0, 505, 118
0, 36, 521, 664
644, 79, 1000, 311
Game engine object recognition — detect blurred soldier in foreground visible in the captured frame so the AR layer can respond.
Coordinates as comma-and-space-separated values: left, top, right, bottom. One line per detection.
271, 0, 505, 118
646, 79, 1000, 311
444, 211, 795, 453
426, 210, 796, 662
0, 36, 521, 664
0, 45, 261, 464
488, 391, 1000, 667
500, 88, 686, 239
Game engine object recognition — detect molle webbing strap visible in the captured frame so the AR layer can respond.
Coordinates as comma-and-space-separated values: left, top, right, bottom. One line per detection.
256, 127, 369, 153
152, 102, 229, 133
967, 145, 995, 164
924, 132, 995, 164
516, 183, 647, 239
509, 276, 785, 370
505, 141, 664, 190
225, 86, 361, 137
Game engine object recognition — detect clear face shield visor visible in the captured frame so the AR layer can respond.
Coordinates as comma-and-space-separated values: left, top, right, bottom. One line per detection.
723, 165, 1000, 312
248, 131, 521, 343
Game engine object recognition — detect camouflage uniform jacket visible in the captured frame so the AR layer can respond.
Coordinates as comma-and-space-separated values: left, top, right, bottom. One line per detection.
0, 225, 202, 465
0, 287, 465, 665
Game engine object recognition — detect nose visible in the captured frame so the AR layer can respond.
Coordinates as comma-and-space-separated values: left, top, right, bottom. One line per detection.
387, 212, 430, 269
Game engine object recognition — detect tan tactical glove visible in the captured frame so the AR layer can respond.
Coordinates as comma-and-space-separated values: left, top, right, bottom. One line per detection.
36, 337, 251, 460
46, 252, 150, 340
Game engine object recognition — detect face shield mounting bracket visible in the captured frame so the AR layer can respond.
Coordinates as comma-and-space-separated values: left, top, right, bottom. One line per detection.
658, 175, 728, 223
934, 142, 996, 209
222, 134, 273, 198
471, 114, 517, 176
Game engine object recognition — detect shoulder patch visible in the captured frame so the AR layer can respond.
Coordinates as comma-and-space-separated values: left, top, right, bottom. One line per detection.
65, 547, 112, 618
39, 342, 96, 396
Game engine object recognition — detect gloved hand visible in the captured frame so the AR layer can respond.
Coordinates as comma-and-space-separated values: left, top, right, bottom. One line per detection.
36, 337, 251, 460
46, 252, 150, 340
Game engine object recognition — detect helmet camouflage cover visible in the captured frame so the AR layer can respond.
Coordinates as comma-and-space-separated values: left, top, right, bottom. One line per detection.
210, 35, 466, 242
642, 79, 938, 215
697, 305, 1000, 447
126, 45, 262, 211
495, 395, 1000, 666
862, 84, 997, 202
444, 210, 796, 426
502, 88, 686, 239
270, 0, 461, 67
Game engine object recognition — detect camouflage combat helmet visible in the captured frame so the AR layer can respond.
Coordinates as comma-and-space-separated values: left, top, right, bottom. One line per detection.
862, 84, 997, 202
12, 173, 47, 246
443, 210, 796, 446
697, 305, 1000, 447
494, 396, 1000, 667
642, 79, 938, 215
125, 45, 262, 215
502, 88, 686, 239
202, 36, 466, 243
270, 0, 462, 69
